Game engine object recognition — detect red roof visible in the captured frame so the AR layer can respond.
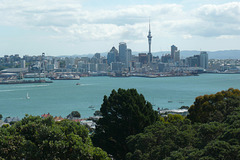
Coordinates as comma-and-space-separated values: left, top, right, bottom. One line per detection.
73, 119, 83, 122
54, 116, 64, 121
41, 113, 51, 118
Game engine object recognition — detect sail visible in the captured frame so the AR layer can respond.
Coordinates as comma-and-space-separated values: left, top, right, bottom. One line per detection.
26, 92, 30, 99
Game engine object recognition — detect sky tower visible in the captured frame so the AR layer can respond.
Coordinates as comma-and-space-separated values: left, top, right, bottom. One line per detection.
147, 19, 152, 63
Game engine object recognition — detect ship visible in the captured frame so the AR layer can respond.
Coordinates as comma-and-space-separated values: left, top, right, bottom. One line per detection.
50, 74, 80, 80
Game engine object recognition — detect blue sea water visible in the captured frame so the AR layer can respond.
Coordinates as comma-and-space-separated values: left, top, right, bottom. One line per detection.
0, 74, 240, 119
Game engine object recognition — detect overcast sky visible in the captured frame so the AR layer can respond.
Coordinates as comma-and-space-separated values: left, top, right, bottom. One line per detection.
0, 0, 239, 56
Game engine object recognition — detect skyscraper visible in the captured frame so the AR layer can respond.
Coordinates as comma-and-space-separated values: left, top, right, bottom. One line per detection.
119, 42, 127, 67
119, 42, 127, 62
171, 45, 177, 59
200, 51, 208, 69
126, 48, 132, 68
147, 20, 152, 64
174, 50, 180, 62
107, 46, 118, 65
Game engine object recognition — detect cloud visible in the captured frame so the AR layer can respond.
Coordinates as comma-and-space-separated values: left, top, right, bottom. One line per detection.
192, 2, 240, 36
216, 35, 238, 39
195, 2, 240, 24
0, 0, 240, 43
183, 34, 192, 39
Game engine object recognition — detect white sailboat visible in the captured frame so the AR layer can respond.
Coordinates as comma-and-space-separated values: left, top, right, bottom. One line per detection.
26, 92, 30, 99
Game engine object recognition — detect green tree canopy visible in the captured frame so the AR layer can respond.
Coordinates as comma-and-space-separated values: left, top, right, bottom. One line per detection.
94, 110, 102, 116
0, 115, 109, 160
92, 88, 158, 160
126, 88, 240, 160
187, 88, 240, 123
70, 111, 81, 118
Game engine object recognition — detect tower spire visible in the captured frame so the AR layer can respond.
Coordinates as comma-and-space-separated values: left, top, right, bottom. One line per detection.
147, 18, 152, 63
149, 18, 151, 32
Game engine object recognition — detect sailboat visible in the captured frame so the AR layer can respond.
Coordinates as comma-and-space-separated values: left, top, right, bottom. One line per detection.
26, 92, 30, 99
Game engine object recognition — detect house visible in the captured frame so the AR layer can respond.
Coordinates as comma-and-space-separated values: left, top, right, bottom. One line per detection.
4, 117, 20, 124
80, 120, 96, 130
72, 119, 83, 123
41, 113, 52, 118
53, 116, 64, 122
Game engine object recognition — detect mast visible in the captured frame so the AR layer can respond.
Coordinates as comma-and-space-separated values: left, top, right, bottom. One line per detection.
147, 19, 152, 54
147, 18, 152, 63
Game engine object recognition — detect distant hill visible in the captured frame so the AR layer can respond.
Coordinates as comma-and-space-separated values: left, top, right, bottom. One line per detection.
58, 50, 240, 59
152, 50, 240, 59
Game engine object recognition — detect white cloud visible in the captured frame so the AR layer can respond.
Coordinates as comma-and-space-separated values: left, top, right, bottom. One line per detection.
195, 2, 240, 24
0, 0, 240, 45
216, 35, 237, 39
183, 34, 193, 39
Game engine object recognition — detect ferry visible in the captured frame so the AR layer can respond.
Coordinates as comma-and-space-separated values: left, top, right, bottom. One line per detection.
50, 74, 80, 80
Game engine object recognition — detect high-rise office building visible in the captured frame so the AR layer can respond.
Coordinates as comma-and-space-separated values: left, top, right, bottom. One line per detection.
107, 47, 118, 65
200, 51, 208, 69
171, 45, 177, 59
21, 60, 26, 68
174, 50, 180, 62
119, 42, 127, 67
126, 49, 132, 68
139, 53, 148, 64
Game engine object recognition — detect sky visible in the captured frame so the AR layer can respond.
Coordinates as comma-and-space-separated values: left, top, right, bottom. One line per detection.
0, 0, 240, 56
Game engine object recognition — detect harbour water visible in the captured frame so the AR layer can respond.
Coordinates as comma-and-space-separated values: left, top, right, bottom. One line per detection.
0, 74, 240, 119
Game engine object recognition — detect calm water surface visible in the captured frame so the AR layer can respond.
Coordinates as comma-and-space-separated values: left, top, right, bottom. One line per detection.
0, 74, 240, 118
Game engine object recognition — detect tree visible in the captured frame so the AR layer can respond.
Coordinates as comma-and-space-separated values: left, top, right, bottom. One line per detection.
126, 118, 196, 160
0, 115, 110, 160
92, 88, 158, 160
0, 114, 2, 120
70, 111, 81, 118
67, 111, 81, 119
187, 88, 240, 123
94, 110, 102, 116
125, 88, 240, 160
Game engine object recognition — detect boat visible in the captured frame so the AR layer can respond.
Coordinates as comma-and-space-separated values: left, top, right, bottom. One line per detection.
26, 92, 30, 99
76, 83, 80, 85
88, 105, 94, 108
168, 100, 173, 103
50, 74, 80, 80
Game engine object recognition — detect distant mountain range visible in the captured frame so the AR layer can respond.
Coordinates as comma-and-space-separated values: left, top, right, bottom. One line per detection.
60, 50, 240, 59
152, 50, 240, 59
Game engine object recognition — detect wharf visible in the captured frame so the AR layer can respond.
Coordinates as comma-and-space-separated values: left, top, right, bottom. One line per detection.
0, 79, 53, 84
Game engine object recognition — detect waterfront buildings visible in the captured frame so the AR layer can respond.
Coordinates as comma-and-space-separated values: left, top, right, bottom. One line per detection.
1, 20, 238, 78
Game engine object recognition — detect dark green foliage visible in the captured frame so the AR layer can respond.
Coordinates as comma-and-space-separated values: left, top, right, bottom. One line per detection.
126, 89, 240, 160
188, 88, 240, 123
0, 115, 109, 160
92, 88, 158, 160
0, 114, 2, 120
179, 106, 189, 109
70, 111, 81, 118
94, 110, 102, 116
127, 117, 196, 160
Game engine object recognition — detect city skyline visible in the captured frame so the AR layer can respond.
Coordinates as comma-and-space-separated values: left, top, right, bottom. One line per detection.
0, 0, 239, 57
